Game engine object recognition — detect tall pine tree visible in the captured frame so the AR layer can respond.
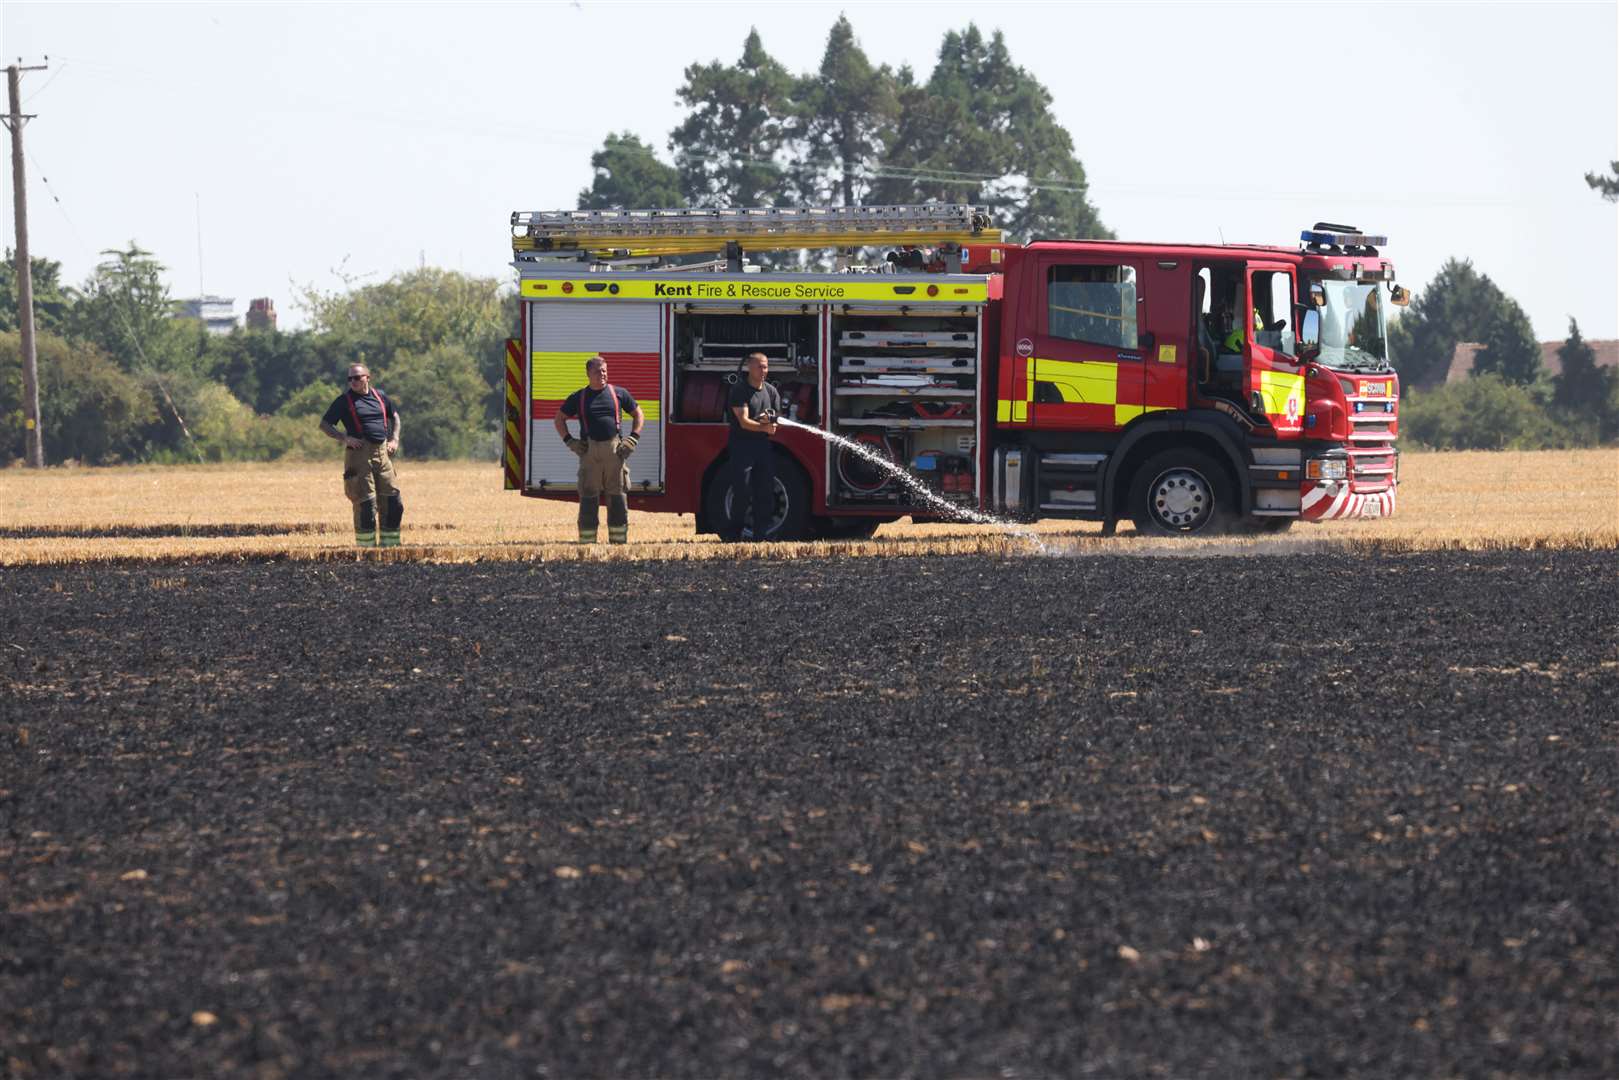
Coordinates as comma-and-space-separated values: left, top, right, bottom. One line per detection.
870, 25, 1108, 242
671, 30, 797, 208
791, 16, 898, 207
1553, 317, 1614, 413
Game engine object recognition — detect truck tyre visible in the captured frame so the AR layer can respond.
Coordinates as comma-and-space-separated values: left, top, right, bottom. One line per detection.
1129, 449, 1235, 536
704, 452, 811, 541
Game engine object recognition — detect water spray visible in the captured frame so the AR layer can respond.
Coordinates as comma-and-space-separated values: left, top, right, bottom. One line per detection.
775, 417, 1054, 553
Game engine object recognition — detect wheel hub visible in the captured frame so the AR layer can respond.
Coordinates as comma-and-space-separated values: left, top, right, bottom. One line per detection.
1151, 468, 1212, 531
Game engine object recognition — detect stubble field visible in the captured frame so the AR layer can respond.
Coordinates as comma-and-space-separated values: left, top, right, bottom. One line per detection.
2, 449, 1617, 1077
0, 447, 1614, 563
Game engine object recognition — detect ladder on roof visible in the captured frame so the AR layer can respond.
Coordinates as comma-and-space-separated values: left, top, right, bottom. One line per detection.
511, 204, 1003, 258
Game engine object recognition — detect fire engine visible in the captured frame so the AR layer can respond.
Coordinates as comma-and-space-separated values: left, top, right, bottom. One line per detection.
502, 205, 1404, 539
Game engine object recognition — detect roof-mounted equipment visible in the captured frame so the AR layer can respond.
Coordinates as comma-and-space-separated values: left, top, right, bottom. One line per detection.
1300, 223, 1388, 256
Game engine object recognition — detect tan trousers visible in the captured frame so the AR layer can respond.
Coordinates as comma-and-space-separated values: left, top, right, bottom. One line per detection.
577, 438, 629, 543
343, 442, 399, 546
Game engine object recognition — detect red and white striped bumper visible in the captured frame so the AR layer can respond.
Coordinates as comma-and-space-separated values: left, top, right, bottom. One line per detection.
1301, 482, 1397, 520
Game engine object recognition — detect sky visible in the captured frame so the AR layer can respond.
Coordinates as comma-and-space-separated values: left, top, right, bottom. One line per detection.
3, 1, 1616, 340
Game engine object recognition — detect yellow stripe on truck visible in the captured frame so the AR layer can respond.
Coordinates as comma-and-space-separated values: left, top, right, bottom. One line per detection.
531, 351, 661, 421
520, 277, 989, 304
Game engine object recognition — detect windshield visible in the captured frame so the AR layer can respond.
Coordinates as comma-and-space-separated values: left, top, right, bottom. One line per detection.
1314, 280, 1390, 371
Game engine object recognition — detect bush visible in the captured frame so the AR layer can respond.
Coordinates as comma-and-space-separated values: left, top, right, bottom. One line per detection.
1401, 374, 1574, 450
378, 344, 493, 459
1, 331, 154, 463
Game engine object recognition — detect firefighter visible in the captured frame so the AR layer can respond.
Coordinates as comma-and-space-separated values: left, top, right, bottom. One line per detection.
318, 364, 403, 547
1221, 304, 1265, 355
555, 355, 644, 544
722, 352, 782, 542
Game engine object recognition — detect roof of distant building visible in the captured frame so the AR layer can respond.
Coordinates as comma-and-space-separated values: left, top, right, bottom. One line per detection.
1442, 338, 1619, 384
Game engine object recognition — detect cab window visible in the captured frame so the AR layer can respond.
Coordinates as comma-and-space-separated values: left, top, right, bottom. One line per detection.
1250, 270, 1297, 356
1047, 264, 1137, 350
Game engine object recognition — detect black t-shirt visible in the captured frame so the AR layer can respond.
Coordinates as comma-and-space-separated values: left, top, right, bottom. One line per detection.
322, 389, 396, 442
727, 379, 780, 441
561, 385, 636, 442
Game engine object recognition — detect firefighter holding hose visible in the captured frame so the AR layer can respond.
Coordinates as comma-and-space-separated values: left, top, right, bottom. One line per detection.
319, 363, 404, 547
556, 355, 644, 544
722, 352, 782, 542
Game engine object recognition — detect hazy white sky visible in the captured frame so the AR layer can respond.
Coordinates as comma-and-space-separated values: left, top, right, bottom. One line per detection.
4, 1, 1616, 339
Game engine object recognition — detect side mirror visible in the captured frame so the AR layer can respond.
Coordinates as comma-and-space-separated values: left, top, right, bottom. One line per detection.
1309, 282, 1327, 307
1389, 285, 1411, 307
1300, 307, 1321, 347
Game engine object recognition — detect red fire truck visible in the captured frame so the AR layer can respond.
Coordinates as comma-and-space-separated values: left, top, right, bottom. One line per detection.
503, 206, 1403, 538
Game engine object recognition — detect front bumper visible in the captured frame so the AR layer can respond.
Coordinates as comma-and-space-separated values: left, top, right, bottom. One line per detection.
1300, 445, 1398, 520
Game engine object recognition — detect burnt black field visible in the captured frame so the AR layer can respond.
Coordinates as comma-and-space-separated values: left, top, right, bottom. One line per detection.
3, 550, 1617, 1078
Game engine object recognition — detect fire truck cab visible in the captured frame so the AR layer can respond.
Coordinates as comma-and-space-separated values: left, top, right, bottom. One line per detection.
973, 224, 1401, 531
502, 208, 1402, 538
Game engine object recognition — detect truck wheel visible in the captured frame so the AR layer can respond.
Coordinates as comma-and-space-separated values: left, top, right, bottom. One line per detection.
704, 453, 811, 541
1129, 449, 1234, 536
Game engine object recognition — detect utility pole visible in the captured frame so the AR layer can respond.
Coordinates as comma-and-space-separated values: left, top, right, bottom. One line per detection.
5, 62, 48, 468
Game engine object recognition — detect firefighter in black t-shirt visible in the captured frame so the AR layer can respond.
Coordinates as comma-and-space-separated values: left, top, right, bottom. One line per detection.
319, 363, 404, 547
722, 352, 781, 542
555, 355, 645, 544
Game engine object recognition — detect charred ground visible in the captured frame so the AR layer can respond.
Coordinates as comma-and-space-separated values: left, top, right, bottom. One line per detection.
3, 550, 1617, 1078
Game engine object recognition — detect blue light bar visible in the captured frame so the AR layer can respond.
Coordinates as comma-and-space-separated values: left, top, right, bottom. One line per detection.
1301, 229, 1389, 247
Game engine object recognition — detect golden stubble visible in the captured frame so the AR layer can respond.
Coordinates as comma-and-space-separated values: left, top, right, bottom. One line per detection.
0, 448, 1614, 565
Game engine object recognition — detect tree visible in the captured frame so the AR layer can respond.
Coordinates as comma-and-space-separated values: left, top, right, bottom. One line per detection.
0, 251, 75, 336
1471, 299, 1542, 385
1586, 161, 1619, 202
1553, 317, 1619, 441
380, 343, 491, 459
1385, 257, 1540, 387
65, 243, 186, 373
296, 267, 512, 425
578, 133, 685, 210
1, 331, 153, 464
791, 16, 898, 206
1553, 316, 1609, 408
206, 327, 334, 416
870, 25, 1109, 242
671, 29, 797, 208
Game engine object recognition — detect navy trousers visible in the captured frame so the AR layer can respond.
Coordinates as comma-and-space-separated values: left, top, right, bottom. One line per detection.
727, 437, 776, 539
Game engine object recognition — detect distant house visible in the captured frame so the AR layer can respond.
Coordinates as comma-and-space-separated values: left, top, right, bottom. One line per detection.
1440, 339, 1619, 384
245, 298, 277, 331
174, 295, 238, 335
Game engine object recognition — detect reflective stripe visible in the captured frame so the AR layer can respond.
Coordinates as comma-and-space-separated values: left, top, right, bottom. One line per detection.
533, 351, 661, 421
504, 339, 523, 490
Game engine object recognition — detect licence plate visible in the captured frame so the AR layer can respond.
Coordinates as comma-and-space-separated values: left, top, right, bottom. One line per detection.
1359, 500, 1383, 519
